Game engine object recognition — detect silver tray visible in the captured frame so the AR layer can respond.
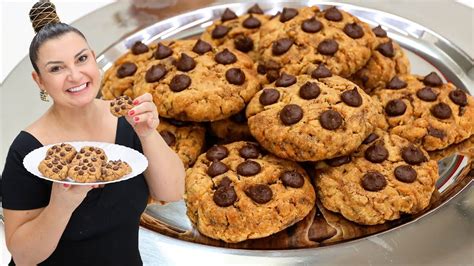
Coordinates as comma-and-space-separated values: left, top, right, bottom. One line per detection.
1, 0, 473, 265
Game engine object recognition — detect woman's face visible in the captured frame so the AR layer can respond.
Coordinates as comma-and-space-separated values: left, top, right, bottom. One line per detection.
33, 31, 100, 108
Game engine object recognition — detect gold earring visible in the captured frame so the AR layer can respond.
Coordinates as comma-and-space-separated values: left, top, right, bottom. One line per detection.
40, 90, 50, 102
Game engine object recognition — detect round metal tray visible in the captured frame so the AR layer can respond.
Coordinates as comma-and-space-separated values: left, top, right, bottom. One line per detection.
1, 1, 473, 265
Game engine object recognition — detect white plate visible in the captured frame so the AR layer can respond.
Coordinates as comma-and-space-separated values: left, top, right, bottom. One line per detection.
23, 141, 149, 186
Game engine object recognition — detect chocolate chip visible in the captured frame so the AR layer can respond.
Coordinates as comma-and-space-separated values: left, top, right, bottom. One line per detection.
416, 87, 437, 101
213, 186, 237, 207
427, 127, 445, 139
91, 158, 97, 162
248, 4, 263, 14
266, 70, 280, 83
281, 171, 304, 188
385, 99, 407, 116
394, 165, 417, 183
272, 38, 294, 55
47, 163, 53, 168
234, 35, 254, 52
401, 145, 427, 165
206, 145, 229, 161
317, 39, 339, 55
225, 68, 246, 85
341, 87, 362, 107
145, 64, 167, 83
372, 25, 387, 37
257, 64, 266, 74
449, 89, 468, 106
164, 118, 190, 127
65, 147, 72, 151
280, 104, 303, 125
237, 160, 261, 176
343, 23, 364, 39
217, 176, 232, 188
324, 7, 343, 21
302, 17, 322, 33
423, 72, 443, 87
326, 156, 351, 167
275, 73, 296, 87
319, 110, 343, 130
259, 89, 280, 105
430, 102, 452, 119
361, 171, 387, 191
280, 7, 298, 22
377, 41, 394, 57
131, 41, 149, 55
221, 8, 237, 22
169, 74, 191, 92
59, 152, 65, 157
52, 168, 60, 173
311, 64, 332, 78
230, 110, 247, 124
364, 144, 388, 163
214, 48, 237, 65
192, 39, 212, 55
387, 76, 407, 90
90, 167, 96, 172
208, 161, 229, 177
299, 82, 320, 100
116, 62, 137, 78
154, 43, 173, 59
212, 25, 229, 39
363, 133, 379, 144
243, 15, 261, 28
159, 130, 176, 146
175, 53, 196, 72
245, 184, 272, 204
239, 144, 260, 159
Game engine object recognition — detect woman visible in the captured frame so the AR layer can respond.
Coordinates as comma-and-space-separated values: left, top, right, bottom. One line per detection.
1, 1, 185, 265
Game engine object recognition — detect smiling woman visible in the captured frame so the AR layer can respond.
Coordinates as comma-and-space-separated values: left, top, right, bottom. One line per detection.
0, 1, 185, 265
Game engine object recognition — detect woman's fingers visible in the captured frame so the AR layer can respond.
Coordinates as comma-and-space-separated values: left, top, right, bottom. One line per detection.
128, 101, 157, 117
133, 92, 152, 105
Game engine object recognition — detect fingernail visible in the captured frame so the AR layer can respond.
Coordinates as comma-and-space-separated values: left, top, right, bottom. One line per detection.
134, 116, 139, 122
129, 110, 135, 116
133, 100, 139, 105
63, 184, 70, 188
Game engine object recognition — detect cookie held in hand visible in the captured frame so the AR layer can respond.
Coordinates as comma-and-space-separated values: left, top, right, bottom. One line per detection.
110, 95, 134, 117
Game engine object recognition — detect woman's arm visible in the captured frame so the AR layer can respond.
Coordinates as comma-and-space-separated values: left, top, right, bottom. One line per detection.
4, 184, 92, 265
140, 131, 185, 202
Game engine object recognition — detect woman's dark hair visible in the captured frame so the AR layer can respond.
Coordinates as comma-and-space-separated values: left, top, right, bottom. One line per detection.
28, 0, 87, 74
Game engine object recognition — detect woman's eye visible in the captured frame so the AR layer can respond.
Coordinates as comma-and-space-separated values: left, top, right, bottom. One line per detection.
50, 66, 61, 72
78, 55, 88, 63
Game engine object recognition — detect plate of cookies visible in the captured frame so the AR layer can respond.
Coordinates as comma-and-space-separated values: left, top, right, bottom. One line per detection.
23, 142, 148, 185
96, 0, 473, 255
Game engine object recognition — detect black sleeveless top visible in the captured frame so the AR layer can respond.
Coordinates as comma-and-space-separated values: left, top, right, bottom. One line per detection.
1, 117, 149, 265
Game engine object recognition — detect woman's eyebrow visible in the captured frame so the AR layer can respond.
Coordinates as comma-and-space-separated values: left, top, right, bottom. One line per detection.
44, 48, 89, 66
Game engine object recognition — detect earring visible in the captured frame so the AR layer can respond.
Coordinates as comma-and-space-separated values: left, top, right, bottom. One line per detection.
40, 90, 50, 102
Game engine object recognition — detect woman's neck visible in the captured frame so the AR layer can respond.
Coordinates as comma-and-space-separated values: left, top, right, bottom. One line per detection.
47, 99, 103, 133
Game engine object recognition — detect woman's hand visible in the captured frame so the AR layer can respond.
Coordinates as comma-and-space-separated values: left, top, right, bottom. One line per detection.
49, 183, 97, 211
126, 93, 160, 138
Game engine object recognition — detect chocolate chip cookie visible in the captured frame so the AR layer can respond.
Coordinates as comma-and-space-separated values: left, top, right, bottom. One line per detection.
45, 143, 77, 163
68, 163, 102, 183
350, 25, 410, 94
209, 109, 253, 142
246, 73, 382, 161
257, 6, 376, 80
158, 118, 206, 168
373, 73, 474, 151
101, 41, 155, 99
38, 155, 69, 180
110, 95, 134, 117
70, 146, 108, 166
185, 141, 316, 243
100, 160, 132, 181
201, 5, 270, 61
316, 129, 438, 225
132, 39, 260, 121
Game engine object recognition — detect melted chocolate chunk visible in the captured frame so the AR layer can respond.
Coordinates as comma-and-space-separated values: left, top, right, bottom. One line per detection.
169, 74, 191, 92
387, 76, 407, 90
145, 64, 167, 83
213, 186, 237, 207
394, 165, 417, 183
226, 68, 246, 85
372, 25, 387, 37
423, 72, 443, 87
259, 89, 280, 105
159, 130, 176, 146
362, 133, 379, 144
324, 7, 342, 21
131, 41, 149, 55
385, 99, 407, 116
377, 41, 394, 57
275, 73, 296, 87
319, 110, 343, 130
206, 145, 229, 161
212, 25, 230, 39
341, 87, 363, 107
192, 39, 212, 55
272, 38, 294, 55
175, 53, 196, 72
280, 104, 303, 125
449, 89, 468, 106
154, 43, 173, 59
317, 39, 339, 55
208, 161, 229, 177
237, 160, 261, 176
302, 17, 322, 33
361, 171, 387, 191
215, 48, 237, 65
243, 15, 261, 28
343, 23, 364, 39
280, 7, 298, 22
364, 143, 388, 163
245, 184, 273, 204
401, 145, 427, 165
299, 82, 320, 100
116, 62, 137, 78
430, 103, 452, 119
248, 4, 263, 14
221, 8, 237, 22
416, 87, 437, 102
326, 156, 351, 167
281, 171, 304, 188
234, 35, 254, 52
311, 64, 332, 78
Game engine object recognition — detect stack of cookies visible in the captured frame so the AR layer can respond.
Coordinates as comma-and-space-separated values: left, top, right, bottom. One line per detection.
38, 144, 132, 183
102, 4, 474, 243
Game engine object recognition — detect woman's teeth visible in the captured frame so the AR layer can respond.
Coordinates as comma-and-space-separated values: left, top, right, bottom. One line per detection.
68, 83, 88, 92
